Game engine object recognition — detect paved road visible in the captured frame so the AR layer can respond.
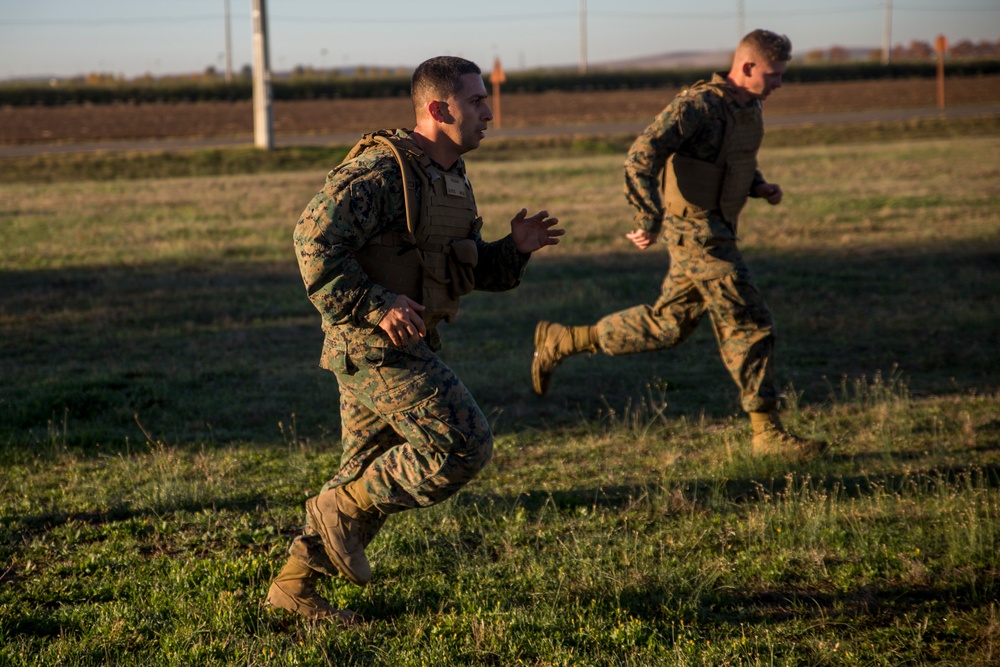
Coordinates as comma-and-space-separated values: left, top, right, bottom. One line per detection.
2, 103, 998, 158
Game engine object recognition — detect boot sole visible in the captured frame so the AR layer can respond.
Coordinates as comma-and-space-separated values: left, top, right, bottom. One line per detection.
305, 495, 372, 587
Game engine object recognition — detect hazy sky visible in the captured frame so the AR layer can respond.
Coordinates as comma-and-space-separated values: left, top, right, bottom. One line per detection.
1, 0, 997, 80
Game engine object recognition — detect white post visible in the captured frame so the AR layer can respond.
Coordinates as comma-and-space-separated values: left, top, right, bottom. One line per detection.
224, 0, 233, 83
579, 0, 587, 74
882, 0, 892, 65
252, 0, 273, 150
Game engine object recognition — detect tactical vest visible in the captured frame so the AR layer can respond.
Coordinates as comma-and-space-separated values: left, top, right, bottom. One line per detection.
348, 130, 481, 331
662, 80, 764, 223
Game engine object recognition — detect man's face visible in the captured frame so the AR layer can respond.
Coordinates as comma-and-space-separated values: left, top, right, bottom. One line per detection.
746, 59, 787, 101
443, 73, 493, 153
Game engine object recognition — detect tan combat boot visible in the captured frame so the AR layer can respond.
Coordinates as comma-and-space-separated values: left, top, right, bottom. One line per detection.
750, 411, 829, 461
265, 551, 359, 624
531, 321, 599, 396
305, 482, 383, 586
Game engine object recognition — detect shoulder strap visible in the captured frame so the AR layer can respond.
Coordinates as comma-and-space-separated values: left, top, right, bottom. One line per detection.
368, 134, 420, 245
351, 131, 448, 278
343, 131, 429, 245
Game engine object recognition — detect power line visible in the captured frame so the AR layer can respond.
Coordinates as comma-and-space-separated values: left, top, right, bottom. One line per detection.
0, 15, 226, 26
2, 5, 996, 28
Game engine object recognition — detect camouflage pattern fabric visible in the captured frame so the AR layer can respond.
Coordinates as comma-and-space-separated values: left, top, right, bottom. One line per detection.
293, 128, 527, 513
320, 342, 492, 512
594, 234, 778, 413
611, 74, 780, 414
295, 128, 528, 358
624, 73, 766, 238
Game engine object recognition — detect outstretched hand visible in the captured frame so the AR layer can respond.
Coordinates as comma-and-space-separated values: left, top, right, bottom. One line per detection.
510, 209, 564, 254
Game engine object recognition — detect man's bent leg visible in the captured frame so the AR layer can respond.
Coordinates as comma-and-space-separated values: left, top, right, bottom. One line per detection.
696, 248, 826, 459
595, 266, 706, 356
699, 269, 778, 415
533, 259, 708, 395
347, 349, 493, 512
302, 388, 400, 587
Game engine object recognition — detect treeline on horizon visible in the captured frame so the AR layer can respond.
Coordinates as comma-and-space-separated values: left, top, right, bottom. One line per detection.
2, 59, 999, 107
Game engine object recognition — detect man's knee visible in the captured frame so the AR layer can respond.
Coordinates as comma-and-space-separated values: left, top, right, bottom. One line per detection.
416, 397, 493, 485
455, 413, 493, 477
411, 423, 492, 506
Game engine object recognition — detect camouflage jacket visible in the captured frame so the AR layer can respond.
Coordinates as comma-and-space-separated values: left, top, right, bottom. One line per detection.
293, 129, 530, 367
624, 72, 767, 240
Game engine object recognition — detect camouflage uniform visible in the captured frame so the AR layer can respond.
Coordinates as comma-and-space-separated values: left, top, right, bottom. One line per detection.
598, 73, 778, 413
293, 128, 529, 513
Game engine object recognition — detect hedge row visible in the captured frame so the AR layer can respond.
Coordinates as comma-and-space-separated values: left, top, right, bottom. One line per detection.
3, 60, 998, 107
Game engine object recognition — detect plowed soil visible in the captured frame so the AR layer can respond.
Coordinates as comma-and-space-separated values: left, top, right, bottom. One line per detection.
1, 75, 997, 145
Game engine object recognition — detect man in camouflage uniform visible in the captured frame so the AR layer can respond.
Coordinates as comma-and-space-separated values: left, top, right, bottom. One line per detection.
267, 56, 563, 623
532, 30, 826, 460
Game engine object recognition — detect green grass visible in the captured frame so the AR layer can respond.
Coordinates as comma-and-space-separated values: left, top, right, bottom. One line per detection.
2, 393, 998, 665
1, 120, 999, 665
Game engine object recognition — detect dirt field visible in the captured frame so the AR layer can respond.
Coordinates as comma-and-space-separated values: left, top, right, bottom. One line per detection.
1, 75, 998, 145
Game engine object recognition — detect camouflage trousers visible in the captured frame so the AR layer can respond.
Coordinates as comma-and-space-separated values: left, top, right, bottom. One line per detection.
595, 233, 778, 414
321, 342, 494, 515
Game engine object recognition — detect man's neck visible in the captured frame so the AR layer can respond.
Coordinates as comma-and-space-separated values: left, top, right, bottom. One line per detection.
724, 72, 754, 105
410, 129, 460, 170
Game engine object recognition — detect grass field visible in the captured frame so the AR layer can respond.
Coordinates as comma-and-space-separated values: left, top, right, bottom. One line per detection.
1, 118, 999, 665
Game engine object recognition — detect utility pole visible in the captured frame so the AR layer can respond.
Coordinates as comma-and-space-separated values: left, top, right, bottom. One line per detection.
224, 0, 233, 83
737, 0, 745, 41
882, 0, 892, 65
251, 0, 273, 150
579, 0, 587, 74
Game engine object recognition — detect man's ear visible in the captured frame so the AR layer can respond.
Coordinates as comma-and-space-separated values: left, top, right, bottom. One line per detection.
428, 100, 452, 123
742, 61, 754, 77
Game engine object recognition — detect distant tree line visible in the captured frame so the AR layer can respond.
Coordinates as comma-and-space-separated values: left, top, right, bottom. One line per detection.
804, 38, 1000, 63
2, 59, 999, 107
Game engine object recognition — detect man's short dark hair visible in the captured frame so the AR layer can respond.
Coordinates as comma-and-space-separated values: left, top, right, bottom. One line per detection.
740, 29, 792, 63
411, 56, 482, 115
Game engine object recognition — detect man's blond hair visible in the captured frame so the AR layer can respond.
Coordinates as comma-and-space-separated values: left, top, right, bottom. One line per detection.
739, 29, 792, 63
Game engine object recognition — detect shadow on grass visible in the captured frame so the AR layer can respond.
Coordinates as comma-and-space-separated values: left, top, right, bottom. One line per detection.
462, 462, 1000, 516
611, 580, 992, 643
706, 581, 989, 621
1, 239, 998, 451
0, 490, 272, 534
